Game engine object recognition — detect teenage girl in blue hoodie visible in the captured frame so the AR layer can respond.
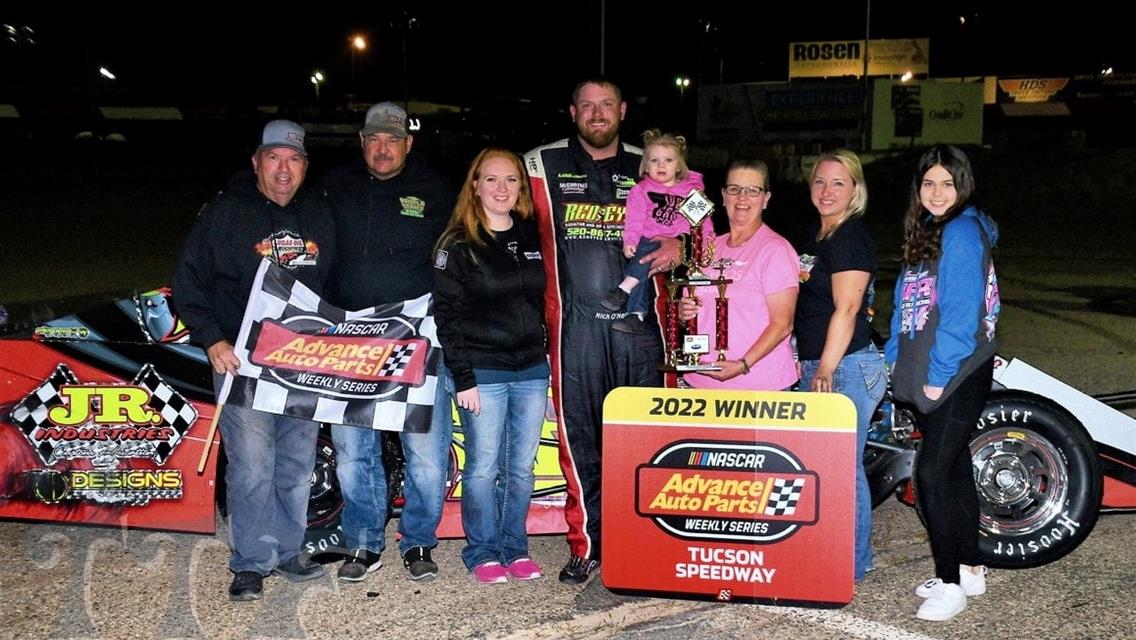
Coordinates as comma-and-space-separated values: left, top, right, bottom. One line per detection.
885, 145, 1000, 622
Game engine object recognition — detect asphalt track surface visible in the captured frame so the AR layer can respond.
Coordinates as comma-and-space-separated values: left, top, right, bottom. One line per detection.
1, 247, 1133, 638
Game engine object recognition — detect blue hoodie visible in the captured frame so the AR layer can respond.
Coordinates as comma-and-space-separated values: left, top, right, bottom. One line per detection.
885, 206, 1000, 412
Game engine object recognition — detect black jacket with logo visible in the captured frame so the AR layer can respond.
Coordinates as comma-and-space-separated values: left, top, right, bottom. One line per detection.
433, 213, 548, 391
320, 155, 455, 310
173, 170, 337, 349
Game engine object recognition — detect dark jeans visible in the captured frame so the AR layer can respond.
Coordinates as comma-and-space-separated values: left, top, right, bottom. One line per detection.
913, 358, 994, 584
622, 237, 660, 315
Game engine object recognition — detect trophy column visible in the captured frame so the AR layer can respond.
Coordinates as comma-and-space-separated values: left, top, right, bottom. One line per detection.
659, 189, 732, 373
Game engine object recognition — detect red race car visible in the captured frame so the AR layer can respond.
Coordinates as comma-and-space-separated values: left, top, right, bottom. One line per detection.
0, 288, 568, 550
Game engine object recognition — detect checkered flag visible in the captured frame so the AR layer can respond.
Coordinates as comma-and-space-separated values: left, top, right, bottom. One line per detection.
9, 364, 79, 464
222, 260, 439, 433
763, 477, 807, 516
378, 343, 419, 377
131, 364, 197, 464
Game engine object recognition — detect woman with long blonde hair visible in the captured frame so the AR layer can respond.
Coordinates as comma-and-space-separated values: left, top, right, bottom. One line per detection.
794, 149, 886, 585
432, 148, 549, 584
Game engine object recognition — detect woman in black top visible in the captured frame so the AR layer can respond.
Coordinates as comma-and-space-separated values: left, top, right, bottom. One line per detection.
433, 148, 548, 584
794, 149, 887, 584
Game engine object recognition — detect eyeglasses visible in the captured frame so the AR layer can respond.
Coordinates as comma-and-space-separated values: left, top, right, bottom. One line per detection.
723, 184, 767, 197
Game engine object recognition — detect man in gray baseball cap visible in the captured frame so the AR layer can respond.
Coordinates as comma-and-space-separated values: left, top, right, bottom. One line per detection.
174, 118, 335, 601
361, 101, 409, 138
320, 102, 456, 583
258, 119, 309, 156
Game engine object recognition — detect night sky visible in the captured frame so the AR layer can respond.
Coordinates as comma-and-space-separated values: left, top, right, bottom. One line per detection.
2, 3, 1129, 108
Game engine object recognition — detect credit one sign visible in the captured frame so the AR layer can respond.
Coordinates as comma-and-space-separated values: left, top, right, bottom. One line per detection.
789, 38, 930, 79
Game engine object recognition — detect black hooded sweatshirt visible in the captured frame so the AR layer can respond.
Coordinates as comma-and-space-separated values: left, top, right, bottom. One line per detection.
432, 213, 548, 391
320, 155, 455, 310
173, 170, 337, 349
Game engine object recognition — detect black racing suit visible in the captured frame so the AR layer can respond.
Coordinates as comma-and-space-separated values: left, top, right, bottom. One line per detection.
525, 137, 663, 561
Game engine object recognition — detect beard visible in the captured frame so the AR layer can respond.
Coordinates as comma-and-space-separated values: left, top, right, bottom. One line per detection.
576, 119, 620, 149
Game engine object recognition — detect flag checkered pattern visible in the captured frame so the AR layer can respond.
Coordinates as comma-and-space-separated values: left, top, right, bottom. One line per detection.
131, 364, 197, 464
763, 477, 807, 516
223, 260, 439, 433
378, 343, 419, 378
9, 364, 79, 464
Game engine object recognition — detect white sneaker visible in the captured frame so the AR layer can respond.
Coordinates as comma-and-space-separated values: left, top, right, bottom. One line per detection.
915, 565, 987, 597
916, 582, 967, 621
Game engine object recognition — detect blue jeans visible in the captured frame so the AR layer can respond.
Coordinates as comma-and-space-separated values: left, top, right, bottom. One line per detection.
218, 399, 318, 574
800, 343, 887, 581
333, 361, 454, 556
331, 423, 388, 553
398, 361, 455, 555
457, 376, 548, 569
623, 237, 659, 315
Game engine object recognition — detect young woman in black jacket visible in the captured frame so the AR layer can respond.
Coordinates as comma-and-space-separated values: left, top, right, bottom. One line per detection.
433, 148, 548, 584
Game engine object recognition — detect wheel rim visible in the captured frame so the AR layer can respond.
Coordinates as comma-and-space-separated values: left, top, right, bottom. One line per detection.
971, 428, 1068, 536
308, 440, 341, 524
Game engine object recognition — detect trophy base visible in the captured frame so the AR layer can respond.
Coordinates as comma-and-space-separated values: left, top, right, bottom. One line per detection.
659, 363, 723, 373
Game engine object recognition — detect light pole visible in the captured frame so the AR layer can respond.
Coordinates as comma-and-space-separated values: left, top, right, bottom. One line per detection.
861, 0, 871, 152
4, 24, 36, 95
675, 76, 691, 103
349, 34, 367, 96
310, 71, 325, 101
396, 12, 418, 110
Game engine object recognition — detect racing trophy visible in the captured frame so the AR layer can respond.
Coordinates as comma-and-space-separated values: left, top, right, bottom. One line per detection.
660, 189, 732, 372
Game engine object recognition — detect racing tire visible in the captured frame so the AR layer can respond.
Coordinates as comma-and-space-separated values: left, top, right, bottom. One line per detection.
381, 432, 407, 522
969, 390, 1103, 569
307, 428, 344, 529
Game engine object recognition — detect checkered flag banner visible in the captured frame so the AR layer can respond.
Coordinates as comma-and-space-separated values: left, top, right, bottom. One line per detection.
131, 364, 197, 464
220, 259, 440, 432
9, 364, 79, 464
763, 477, 807, 516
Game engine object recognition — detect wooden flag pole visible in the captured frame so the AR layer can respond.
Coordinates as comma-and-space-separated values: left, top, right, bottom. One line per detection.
196, 404, 223, 474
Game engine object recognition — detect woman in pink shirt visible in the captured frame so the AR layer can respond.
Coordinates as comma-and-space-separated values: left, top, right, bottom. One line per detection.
680, 159, 799, 390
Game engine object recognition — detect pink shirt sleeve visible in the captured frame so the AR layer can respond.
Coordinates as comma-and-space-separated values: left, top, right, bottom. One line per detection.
622, 183, 651, 247
758, 236, 800, 296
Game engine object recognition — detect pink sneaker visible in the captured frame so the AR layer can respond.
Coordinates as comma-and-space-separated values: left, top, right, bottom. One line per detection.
471, 561, 508, 584
506, 557, 543, 581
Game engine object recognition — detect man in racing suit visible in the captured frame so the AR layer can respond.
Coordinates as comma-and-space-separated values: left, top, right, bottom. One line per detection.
525, 79, 680, 584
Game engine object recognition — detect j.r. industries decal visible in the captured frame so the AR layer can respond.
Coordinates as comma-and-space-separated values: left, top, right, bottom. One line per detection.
6, 363, 195, 505
637, 441, 819, 543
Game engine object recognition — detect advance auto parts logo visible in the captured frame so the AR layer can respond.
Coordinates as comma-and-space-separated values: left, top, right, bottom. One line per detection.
250, 316, 430, 399
636, 441, 819, 543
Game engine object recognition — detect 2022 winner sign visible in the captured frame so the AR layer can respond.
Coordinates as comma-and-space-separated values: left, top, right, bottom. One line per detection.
601, 388, 856, 606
